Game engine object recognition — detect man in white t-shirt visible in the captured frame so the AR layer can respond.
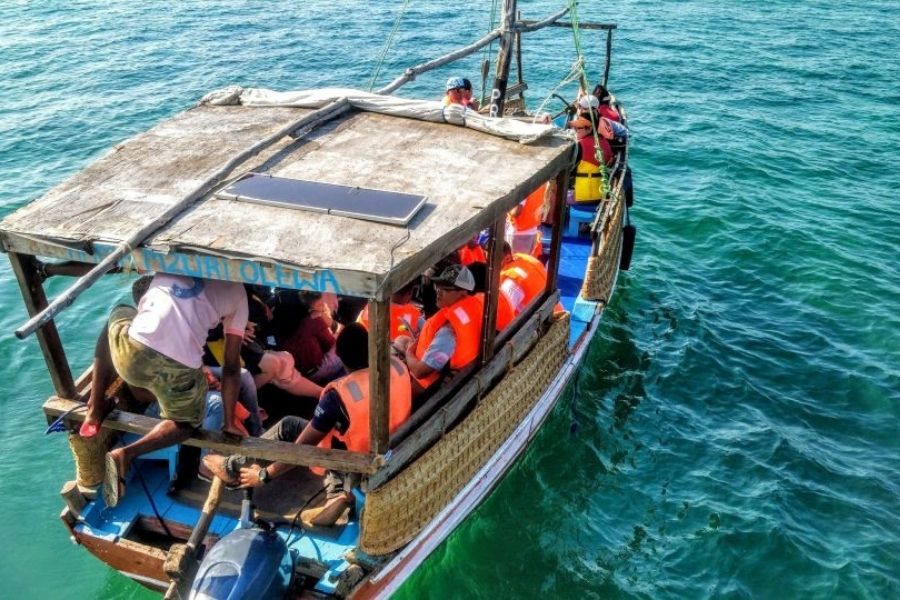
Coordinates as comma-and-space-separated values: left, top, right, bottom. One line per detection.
81, 274, 248, 507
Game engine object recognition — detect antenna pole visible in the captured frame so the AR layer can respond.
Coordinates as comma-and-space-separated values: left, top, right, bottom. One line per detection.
488, 0, 518, 117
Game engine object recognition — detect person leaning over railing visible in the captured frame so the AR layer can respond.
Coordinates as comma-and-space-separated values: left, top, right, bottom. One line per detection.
81, 273, 249, 508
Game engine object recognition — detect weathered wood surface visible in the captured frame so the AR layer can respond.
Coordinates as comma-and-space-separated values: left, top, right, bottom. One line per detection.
368, 300, 391, 455
8, 253, 76, 397
545, 169, 570, 292
44, 397, 379, 474
518, 20, 617, 31
1, 106, 571, 300
1, 106, 311, 241
488, 0, 518, 118
480, 217, 506, 362
368, 290, 560, 489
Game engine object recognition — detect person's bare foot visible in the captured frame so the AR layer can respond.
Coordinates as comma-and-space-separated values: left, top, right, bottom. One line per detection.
300, 492, 353, 528
201, 453, 238, 486
80, 398, 115, 438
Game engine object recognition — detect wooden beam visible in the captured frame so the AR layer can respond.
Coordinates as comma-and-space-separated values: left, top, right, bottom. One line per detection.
604, 29, 613, 87
480, 217, 506, 363
368, 299, 391, 455
369, 290, 559, 489
518, 20, 617, 31
488, 0, 518, 118
505, 81, 528, 98
43, 397, 379, 474
8, 253, 76, 398
545, 169, 570, 293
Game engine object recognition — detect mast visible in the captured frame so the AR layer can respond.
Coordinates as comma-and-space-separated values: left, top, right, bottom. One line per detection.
488, 0, 518, 117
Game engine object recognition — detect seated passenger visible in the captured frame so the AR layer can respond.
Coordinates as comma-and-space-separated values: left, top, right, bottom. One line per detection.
500, 251, 550, 315
357, 281, 422, 341
277, 292, 344, 384
458, 235, 487, 265
394, 265, 484, 396
569, 116, 613, 206
507, 183, 547, 254
443, 77, 468, 107
591, 84, 621, 122
460, 78, 480, 110
203, 323, 412, 527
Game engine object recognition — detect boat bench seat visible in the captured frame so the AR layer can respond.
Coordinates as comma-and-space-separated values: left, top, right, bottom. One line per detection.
566, 206, 596, 238
121, 432, 180, 483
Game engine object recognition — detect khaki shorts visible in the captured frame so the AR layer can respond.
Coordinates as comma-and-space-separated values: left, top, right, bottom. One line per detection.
107, 305, 207, 427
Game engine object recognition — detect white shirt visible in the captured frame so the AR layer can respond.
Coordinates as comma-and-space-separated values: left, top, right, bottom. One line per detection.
129, 274, 248, 368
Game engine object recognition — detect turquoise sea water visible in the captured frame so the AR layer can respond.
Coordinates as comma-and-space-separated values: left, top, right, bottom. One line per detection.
1, 1, 898, 598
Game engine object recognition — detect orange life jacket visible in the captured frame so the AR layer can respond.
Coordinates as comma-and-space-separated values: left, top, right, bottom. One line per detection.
312, 357, 412, 473
412, 293, 484, 389
500, 254, 548, 314
531, 231, 544, 258
358, 303, 422, 340
459, 244, 487, 266
496, 290, 516, 331
511, 185, 546, 232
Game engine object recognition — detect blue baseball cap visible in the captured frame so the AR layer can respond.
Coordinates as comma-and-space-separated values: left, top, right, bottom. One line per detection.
446, 76, 466, 91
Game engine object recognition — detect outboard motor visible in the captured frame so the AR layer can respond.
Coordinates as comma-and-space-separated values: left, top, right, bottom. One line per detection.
190, 490, 293, 600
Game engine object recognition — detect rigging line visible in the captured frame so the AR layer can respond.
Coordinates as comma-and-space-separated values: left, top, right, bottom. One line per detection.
480, 0, 502, 106
368, 0, 414, 92
117, 439, 176, 539
567, 0, 610, 190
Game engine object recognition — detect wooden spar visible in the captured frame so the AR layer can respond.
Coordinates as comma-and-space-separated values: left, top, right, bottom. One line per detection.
8, 253, 76, 398
480, 217, 506, 363
488, 0, 517, 118
14, 98, 353, 340
163, 477, 224, 600
369, 300, 391, 455
43, 397, 379, 474
517, 20, 617, 32
376, 5, 570, 96
604, 28, 614, 87
546, 168, 571, 293
377, 30, 501, 95
369, 290, 560, 489
514, 12, 525, 92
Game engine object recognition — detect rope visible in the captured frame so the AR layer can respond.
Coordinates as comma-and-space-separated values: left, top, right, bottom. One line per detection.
480, 0, 502, 106
368, 0, 414, 92
567, 0, 609, 186
529, 57, 584, 124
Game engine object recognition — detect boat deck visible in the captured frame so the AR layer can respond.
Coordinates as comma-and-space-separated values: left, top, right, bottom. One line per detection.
74, 458, 362, 595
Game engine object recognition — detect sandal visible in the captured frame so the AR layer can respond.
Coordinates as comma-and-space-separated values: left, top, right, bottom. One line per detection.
103, 452, 126, 508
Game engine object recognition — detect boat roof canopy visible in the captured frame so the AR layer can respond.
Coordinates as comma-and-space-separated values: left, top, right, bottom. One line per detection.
0, 96, 572, 299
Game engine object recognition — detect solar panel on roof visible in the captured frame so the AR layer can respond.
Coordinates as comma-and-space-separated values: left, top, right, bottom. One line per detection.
218, 173, 426, 226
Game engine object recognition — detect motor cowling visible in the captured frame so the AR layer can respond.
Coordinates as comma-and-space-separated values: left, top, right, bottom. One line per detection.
190, 527, 292, 600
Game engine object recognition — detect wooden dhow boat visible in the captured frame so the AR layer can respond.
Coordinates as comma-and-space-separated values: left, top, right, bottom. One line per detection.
1, 4, 635, 598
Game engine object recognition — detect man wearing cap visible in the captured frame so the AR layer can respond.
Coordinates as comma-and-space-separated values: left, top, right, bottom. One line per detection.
394, 264, 484, 397
443, 76, 477, 109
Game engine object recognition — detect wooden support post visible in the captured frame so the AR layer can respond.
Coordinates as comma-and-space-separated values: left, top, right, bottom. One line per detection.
8, 253, 76, 398
514, 10, 525, 97
603, 29, 613, 87
480, 216, 506, 364
368, 300, 391, 455
546, 169, 570, 293
488, 0, 518, 117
